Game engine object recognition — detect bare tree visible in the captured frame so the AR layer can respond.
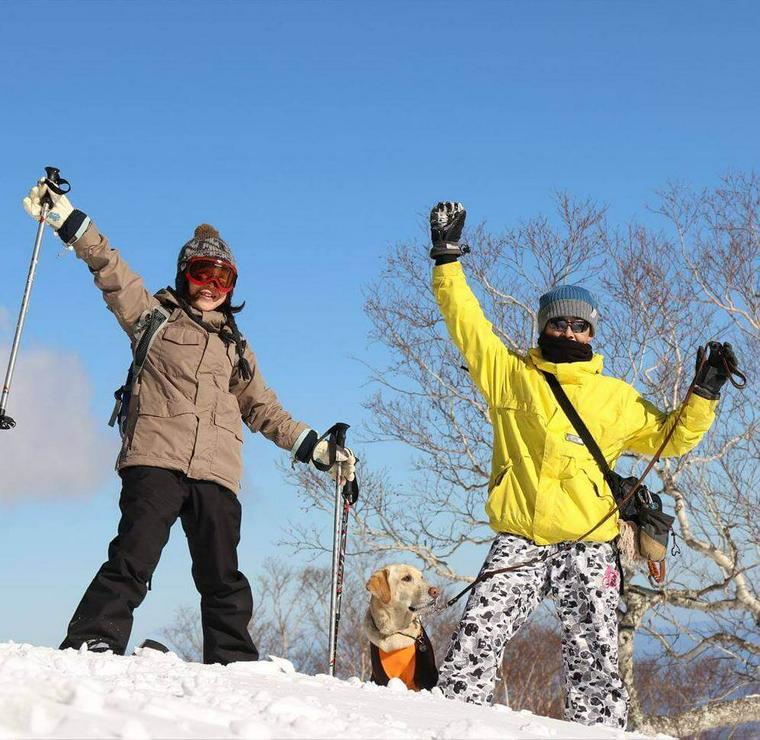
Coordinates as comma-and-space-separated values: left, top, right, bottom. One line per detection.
160, 603, 204, 662
160, 556, 375, 679
282, 184, 759, 734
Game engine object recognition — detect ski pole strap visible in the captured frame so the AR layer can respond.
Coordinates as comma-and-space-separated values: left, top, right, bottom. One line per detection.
44, 166, 71, 196
342, 477, 359, 505
314, 422, 360, 504
313, 422, 350, 470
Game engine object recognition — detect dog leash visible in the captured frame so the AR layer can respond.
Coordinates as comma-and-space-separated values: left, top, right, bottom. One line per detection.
433, 557, 549, 613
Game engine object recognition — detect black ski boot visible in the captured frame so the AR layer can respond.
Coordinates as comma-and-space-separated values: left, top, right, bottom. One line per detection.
84, 639, 113, 654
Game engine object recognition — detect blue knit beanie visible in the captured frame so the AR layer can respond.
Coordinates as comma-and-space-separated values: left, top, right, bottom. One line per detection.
537, 285, 599, 336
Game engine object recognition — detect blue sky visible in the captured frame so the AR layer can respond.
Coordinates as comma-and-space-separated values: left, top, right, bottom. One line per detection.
1, 1, 759, 650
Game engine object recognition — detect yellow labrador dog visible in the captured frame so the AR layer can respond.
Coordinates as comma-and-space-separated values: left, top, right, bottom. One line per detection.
364, 564, 440, 691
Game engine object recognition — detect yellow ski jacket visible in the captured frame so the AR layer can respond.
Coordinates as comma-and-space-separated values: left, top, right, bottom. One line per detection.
433, 262, 717, 544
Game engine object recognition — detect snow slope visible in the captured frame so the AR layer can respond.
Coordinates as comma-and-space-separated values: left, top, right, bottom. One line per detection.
0, 643, 655, 739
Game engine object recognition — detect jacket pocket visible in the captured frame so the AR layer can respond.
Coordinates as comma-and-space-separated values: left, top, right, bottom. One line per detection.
558, 459, 604, 496
161, 324, 202, 346
212, 402, 244, 487
157, 323, 205, 382
128, 407, 196, 462
489, 461, 513, 493
214, 403, 244, 442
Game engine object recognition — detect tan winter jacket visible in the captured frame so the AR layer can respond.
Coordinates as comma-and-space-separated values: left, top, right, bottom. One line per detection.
72, 222, 309, 492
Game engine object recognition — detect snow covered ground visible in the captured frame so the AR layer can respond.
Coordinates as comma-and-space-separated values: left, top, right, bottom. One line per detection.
0, 642, 657, 739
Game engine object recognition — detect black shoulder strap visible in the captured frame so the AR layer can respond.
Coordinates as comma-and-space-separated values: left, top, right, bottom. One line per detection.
132, 305, 171, 378
108, 304, 171, 430
541, 370, 615, 485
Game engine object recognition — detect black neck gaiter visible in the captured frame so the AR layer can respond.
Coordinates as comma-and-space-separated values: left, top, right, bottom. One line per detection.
538, 334, 593, 364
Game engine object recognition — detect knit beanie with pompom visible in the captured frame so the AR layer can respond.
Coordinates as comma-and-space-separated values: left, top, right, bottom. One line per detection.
176, 224, 236, 271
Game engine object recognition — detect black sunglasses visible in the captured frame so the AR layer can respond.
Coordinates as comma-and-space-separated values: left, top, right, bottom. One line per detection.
548, 317, 591, 334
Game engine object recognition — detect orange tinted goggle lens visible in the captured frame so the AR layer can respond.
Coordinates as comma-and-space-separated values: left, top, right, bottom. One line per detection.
185, 257, 237, 293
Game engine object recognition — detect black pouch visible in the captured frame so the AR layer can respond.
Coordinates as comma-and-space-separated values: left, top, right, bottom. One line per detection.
609, 472, 674, 561
608, 473, 639, 521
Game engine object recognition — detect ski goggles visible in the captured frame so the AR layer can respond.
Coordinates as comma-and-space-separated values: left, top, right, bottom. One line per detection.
547, 317, 591, 334
185, 256, 237, 294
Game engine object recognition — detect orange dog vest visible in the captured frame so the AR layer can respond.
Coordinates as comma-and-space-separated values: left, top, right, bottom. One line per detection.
369, 627, 438, 691
378, 644, 418, 690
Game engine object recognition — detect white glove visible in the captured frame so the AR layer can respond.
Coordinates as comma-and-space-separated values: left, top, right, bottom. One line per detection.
312, 439, 356, 484
22, 183, 74, 231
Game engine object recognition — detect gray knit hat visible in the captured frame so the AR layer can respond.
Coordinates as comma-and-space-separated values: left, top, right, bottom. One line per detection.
537, 284, 599, 336
177, 224, 236, 270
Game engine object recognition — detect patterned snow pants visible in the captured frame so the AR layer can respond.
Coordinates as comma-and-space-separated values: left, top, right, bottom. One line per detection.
437, 533, 628, 729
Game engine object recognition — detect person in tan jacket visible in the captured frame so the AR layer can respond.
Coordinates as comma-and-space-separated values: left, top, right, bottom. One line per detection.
23, 183, 356, 664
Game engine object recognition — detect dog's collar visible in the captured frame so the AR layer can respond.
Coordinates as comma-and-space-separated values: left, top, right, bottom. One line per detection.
369, 611, 421, 642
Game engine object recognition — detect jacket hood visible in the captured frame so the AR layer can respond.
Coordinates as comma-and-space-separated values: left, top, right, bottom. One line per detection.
527, 347, 604, 384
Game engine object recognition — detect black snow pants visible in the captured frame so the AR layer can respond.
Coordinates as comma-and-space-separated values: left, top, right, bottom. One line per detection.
60, 466, 259, 665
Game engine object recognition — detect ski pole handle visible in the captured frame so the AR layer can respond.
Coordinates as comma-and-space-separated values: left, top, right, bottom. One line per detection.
41, 166, 71, 207
330, 422, 350, 449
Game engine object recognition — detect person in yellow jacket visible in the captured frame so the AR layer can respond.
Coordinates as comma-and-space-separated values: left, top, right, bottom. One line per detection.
428, 202, 729, 728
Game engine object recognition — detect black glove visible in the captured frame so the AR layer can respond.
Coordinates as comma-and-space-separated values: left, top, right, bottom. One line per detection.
693, 342, 739, 400
430, 201, 468, 261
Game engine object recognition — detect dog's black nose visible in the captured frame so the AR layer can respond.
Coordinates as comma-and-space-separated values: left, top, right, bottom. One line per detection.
429, 586, 440, 599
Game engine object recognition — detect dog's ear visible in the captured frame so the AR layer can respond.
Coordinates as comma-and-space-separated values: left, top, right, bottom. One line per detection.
366, 568, 392, 604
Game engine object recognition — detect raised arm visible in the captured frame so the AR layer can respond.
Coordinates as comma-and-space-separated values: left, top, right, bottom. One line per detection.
429, 202, 522, 404
23, 183, 156, 340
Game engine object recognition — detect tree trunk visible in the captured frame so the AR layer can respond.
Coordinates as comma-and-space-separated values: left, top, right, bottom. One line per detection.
640, 696, 760, 736
618, 587, 648, 730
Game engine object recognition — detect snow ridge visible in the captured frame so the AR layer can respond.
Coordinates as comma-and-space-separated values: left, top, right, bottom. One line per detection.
0, 642, 650, 739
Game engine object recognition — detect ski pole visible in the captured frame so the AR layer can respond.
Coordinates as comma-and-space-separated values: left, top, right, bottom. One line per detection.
332, 478, 353, 670
1, 167, 71, 431
327, 422, 350, 676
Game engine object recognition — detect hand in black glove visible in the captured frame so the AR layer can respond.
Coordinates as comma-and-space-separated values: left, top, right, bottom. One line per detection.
693, 341, 739, 400
430, 201, 467, 261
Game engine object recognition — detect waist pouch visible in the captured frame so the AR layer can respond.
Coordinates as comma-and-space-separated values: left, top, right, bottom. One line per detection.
609, 474, 675, 561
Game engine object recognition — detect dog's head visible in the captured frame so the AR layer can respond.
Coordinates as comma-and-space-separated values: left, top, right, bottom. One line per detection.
365, 564, 440, 612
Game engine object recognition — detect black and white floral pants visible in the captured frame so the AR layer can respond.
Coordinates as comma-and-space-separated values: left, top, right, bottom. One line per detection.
437, 533, 628, 729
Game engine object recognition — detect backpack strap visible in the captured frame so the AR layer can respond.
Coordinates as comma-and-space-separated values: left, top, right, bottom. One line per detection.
131, 304, 172, 379
108, 304, 171, 429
